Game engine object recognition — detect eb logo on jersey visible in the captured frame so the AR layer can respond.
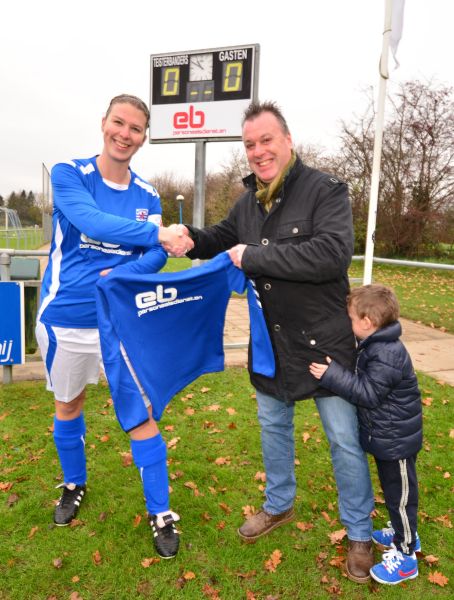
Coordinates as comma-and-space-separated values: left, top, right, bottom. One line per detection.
80, 233, 120, 249
136, 285, 178, 310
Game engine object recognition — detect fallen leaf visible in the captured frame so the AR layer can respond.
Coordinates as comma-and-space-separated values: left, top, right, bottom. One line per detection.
219, 502, 232, 514
296, 521, 314, 532
264, 549, 282, 573
200, 387, 211, 393
100, 434, 109, 442
167, 437, 181, 449
184, 407, 195, 416
183, 571, 196, 580
52, 558, 63, 569
428, 571, 449, 587
7, 493, 19, 507
422, 397, 433, 406
0, 482, 13, 492
449, 429, 454, 439
329, 555, 345, 568
69, 519, 84, 528
242, 505, 257, 518
424, 555, 439, 565
133, 514, 142, 528
141, 557, 160, 567
120, 451, 133, 467
443, 472, 451, 479
328, 529, 347, 544
214, 456, 231, 465
184, 481, 198, 490
207, 404, 221, 411
434, 514, 453, 528
246, 591, 257, 600
202, 583, 221, 599
321, 511, 331, 523
164, 424, 174, 431
28, 526, 39, 539
226, 407, 236, 415
236, 570, 257, 579
92, 550, 102, 565
69, 593, 83, 600
254, 472, 266, 482
302, 432, 311, 443
71, 576, 80, 583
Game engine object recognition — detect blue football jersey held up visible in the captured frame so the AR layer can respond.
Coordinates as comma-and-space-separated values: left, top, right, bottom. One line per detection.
96, 252, 275, 432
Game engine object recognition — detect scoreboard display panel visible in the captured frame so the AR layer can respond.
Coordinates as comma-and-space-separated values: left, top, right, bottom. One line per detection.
149, 44, 259, 142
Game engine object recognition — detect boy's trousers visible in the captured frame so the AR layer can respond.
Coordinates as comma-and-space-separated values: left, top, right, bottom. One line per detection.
374, 453, 418, 555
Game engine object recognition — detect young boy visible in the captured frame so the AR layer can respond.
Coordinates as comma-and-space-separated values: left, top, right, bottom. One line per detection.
309, 284, 422, 585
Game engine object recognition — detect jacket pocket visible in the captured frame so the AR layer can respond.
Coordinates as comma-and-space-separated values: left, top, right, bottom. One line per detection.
300, 311, 355, 364
276, 219, 313, 242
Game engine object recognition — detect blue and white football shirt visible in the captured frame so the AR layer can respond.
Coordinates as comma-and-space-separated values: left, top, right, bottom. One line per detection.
38, 156, 166, 328
96, 252, 275, 431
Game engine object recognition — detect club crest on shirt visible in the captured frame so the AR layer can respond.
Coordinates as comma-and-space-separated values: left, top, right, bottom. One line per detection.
136, 208, 149, 222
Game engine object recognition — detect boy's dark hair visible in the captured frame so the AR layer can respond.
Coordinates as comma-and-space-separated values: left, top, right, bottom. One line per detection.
347, 284, 400, 328
242, 101, 290, 134
105, 94, 150, 128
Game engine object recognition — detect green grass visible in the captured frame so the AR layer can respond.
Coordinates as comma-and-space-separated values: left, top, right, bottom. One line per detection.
349, 261, 454, 334
0, 228, 44, 251
1, 372, 453, 599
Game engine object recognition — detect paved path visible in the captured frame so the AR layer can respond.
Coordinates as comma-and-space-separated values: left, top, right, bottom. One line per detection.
8, 297, 454, 386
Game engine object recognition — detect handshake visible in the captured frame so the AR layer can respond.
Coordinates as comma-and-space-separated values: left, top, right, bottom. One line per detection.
158, 224, 194, 258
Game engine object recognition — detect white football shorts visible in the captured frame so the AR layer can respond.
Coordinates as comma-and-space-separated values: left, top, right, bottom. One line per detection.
35, 321, 103, 402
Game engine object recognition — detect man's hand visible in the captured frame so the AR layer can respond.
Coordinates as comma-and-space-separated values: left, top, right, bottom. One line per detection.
309, 357, 331, 379
158, 225, 194, 257
228, 244, 247, 268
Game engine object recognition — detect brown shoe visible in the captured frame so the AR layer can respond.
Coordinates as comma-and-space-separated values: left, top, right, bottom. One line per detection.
237, 507, 295, 543
346, 540, 374, 583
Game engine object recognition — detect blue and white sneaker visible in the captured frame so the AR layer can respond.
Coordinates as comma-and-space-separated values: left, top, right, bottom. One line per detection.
372, 521, 421, 552
370, 544, 418, 585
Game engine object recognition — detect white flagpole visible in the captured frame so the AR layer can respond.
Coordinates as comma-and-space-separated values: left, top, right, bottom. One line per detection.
363, 0, 393, 284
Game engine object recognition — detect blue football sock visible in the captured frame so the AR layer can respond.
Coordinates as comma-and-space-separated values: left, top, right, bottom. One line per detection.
131, 434, 169, 515
53, 414, 87, 485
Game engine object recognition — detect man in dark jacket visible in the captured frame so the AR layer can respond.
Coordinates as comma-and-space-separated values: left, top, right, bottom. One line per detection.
310, 284, 422, 585
182, 101, 375, 583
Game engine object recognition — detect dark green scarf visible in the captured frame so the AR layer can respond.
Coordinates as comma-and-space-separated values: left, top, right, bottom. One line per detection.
255, 150, 297, 212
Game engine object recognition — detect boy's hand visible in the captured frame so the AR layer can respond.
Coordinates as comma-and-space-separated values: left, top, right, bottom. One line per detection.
309, 357, 331, 379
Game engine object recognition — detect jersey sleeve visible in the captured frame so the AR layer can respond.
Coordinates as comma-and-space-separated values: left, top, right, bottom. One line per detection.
51, 162, 160, 247
109, 244, 168, 276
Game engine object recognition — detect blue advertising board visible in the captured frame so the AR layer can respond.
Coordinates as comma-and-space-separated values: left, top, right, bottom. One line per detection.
0, 281, 25, 365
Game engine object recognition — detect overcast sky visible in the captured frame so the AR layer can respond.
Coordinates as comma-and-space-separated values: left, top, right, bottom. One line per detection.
1, 0, 452, 198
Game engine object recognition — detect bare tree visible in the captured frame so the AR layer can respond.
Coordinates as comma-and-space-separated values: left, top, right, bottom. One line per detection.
337, 80, 454, 256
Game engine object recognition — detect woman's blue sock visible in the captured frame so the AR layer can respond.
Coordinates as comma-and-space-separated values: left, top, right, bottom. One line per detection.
53, 413, 87, 485
131, 434, 169, 515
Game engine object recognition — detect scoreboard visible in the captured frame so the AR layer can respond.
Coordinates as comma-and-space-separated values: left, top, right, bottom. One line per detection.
149, 44, 260, 143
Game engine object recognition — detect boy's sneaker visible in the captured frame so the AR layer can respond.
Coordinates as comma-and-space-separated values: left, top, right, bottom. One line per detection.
149, 511, 180, 559
372, 521, 421, 552
54, 483, 86, 526
370, 544, 418, 585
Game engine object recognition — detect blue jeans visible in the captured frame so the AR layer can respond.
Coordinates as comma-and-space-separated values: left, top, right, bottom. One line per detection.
256, 390, 374, 541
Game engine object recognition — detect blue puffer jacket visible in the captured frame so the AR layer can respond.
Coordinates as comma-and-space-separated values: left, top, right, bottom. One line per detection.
320, 321, 422, 460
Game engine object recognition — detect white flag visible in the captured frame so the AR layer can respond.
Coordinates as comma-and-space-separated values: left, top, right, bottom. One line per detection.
390, 0, 405, 67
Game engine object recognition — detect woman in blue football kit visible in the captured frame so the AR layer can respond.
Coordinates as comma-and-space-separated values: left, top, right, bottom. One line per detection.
36, 94, 193, 558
